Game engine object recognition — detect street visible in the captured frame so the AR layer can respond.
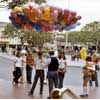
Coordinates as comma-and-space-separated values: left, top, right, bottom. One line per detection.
0, 53, 100, 99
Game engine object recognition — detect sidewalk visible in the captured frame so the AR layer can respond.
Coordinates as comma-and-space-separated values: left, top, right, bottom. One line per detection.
0, 78, 100, 99
66, 55, 85, 67
0, 53, 16, 61
0, 53, 100, 99
0, 79, 81, 99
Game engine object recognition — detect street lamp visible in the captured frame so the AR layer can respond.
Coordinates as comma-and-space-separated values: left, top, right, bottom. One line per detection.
60, 30, 68, 53
64, 22, 81, 53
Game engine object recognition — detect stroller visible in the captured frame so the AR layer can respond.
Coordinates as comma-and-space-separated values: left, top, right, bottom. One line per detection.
12, 69, 22, 84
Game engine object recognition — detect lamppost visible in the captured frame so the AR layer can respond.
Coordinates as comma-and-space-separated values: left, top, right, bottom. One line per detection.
60, 30, 67, 53
64, 31, 68, 53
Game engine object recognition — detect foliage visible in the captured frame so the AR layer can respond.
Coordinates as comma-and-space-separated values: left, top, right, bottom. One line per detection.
0, 0, 28, 9
34, 0, 46, 4
0, 0, 46, 9
2, 23, 53, 47
2, 23, 21, 37
21, 28, 53, 47
81, 21, 100, 44
68, 21, 100, 45
81, 21, 100, 32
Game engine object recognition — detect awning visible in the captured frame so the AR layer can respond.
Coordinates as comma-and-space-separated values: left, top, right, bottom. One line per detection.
0, 38, 9, 44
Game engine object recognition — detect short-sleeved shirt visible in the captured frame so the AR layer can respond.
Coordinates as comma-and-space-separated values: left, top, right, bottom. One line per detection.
15, 57, 22, 68
35, 57, 47, 70
58, 58, 66, 69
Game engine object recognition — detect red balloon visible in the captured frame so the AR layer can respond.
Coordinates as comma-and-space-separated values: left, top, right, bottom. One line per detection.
70, 12, 77, 17
62, 10, 69, 23
57, 11, 64, 21
64, 9, 69, 14
15, 16, 21, 23
66, 18, 71, 25
22, 22, 32, 29
10, 4, 81, 32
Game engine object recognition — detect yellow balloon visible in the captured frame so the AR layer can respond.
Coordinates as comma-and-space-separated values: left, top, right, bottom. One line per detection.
42, 7, 50, 20
13, 6, 22, 12
22, 6, 29, 15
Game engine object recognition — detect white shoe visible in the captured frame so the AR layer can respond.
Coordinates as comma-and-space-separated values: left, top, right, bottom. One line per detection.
44, 80, 47, 84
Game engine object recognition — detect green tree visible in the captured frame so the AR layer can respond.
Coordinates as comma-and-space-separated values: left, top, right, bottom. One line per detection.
2, 23, 21, 37
21, 28, 53, 47
0, 0, 28, 9
2, 23, 53, 47
68, 21, 100, 52
0, 0, 46, 9
68, 31, 86, 44
81, 21, 100, 51
81, 21, 100, 33
68, 21, 100, 44
34, 0, 46, 4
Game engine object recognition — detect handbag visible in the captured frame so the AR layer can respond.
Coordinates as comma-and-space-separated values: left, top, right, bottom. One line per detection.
58, 68, 65, 74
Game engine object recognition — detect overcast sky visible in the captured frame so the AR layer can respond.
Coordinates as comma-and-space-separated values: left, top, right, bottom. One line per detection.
47, 0, 100, 30
0, 0, 100, 30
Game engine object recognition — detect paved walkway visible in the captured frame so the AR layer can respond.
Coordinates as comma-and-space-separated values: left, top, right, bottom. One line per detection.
0, 53, 17, 61
0, 52, 100, 99
0, 79, 100, 99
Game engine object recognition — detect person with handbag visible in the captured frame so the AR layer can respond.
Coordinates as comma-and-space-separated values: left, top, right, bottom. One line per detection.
58, 51, 67, 88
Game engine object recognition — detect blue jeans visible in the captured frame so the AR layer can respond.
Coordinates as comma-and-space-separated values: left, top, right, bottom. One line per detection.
14, 67, 21, 83
26, 64, 32, 83
58, 72, 65, 88
47, 71, 59, 96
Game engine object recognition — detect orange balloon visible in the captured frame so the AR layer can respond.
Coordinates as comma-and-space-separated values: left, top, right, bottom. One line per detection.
13, 6, 22, 12
23, 6, 30, 15
27, 8, 39, 23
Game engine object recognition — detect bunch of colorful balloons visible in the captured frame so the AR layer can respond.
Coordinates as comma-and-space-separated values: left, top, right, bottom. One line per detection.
9, 3, 81, 32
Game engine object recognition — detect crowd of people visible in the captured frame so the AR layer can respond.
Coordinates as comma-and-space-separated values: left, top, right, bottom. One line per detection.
1, 45, 99, 99
12, 46, 67, 99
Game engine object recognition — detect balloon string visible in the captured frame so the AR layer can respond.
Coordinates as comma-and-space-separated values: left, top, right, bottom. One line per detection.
68, 0, 70, 9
